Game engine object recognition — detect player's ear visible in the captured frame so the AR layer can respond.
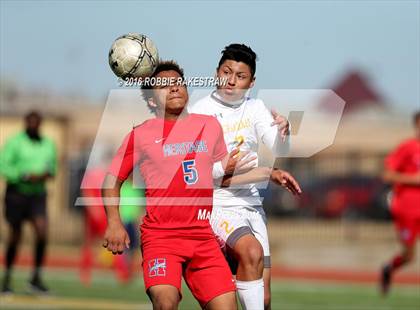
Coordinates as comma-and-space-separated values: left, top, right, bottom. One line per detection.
249, 76, 256, 89
147, 98, 157, 110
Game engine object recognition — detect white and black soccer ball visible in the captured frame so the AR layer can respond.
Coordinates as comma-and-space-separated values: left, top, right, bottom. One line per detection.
108, 33, 159, 78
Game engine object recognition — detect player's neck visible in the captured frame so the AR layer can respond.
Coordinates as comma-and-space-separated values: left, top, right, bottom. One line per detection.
156, 109, 189, 121
213, 90, 247, 107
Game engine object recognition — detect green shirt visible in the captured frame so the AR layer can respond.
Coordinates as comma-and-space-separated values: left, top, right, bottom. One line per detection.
119, 180, 144, 224
0, 131, 57, 194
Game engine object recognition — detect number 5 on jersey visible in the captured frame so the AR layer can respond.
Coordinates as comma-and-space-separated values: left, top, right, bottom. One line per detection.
182, 160, 198, 184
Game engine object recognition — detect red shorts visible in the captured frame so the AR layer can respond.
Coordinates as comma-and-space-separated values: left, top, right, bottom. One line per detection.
393, 213, 420, 246
140, 229, 236, 307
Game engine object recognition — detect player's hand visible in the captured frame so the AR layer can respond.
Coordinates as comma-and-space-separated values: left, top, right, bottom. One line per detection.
102, 220, 130, 255
270, 169, 302, 195
24, 174, 41, 182
271, 109, 290, 142
23, 173, 50, 183
224, 148, 257, 175
410, 172, 420, 185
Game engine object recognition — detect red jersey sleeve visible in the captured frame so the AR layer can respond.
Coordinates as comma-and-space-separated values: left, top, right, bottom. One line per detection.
211, 117, 228, 163
385, 142, 408, 172
108, 130, 141, 181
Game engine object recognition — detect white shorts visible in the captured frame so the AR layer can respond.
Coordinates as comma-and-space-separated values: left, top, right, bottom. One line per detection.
210, 205, 271, 268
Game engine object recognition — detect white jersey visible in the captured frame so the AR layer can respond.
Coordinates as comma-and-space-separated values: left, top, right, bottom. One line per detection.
188, 91, 289, 207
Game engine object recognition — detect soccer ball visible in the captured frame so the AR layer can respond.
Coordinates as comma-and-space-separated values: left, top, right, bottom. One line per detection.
108, 33, 159, 78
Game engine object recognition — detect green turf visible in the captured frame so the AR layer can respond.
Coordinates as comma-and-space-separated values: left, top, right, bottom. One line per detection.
1, 268, 419, 310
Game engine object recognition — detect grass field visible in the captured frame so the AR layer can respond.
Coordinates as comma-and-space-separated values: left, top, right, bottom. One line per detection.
1, 268, 419, 310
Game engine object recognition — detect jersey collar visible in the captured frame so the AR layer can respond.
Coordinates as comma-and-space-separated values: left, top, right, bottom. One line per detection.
210, 90, 249, 108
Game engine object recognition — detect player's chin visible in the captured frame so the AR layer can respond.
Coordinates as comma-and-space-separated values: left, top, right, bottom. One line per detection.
166, 101, 187, 114
221, 89, 243, 101
220, 88, 234, 96
167, 97, 186, 105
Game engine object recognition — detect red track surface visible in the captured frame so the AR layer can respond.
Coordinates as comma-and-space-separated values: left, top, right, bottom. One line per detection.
270, 266, 420, 285
1, 254, 419, 285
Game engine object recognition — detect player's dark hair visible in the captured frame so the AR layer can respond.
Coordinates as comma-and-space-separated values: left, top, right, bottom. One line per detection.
141, 60, 185, 113
24, 110, 42, 141
218, 44, 258, 77
25, 110, 42, 123
414, 111, 420, 124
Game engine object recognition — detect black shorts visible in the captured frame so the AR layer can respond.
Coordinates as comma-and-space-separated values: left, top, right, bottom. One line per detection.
124, 221, 139, 251
4, 185, 47, 226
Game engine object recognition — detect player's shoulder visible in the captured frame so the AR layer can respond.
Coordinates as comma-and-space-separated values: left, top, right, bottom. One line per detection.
132, 118, 156, 131
401, 138, 420, 151
189, 113, 217, 123
389, 138, 419, 158
123, 119, 156, 142
397, 138, 419, 150
189, 113, 221, 131
246, 97, 266, 108
41, 136, 55, 146
13, 131, 27, 140
7, 132, 27, 145
243, 97, 271, 123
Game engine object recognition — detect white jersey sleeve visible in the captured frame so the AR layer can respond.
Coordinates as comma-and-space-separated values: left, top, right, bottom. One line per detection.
253, 99, 290, 157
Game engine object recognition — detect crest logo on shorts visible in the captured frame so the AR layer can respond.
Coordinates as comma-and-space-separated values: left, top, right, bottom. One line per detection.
148, 258, 166, 277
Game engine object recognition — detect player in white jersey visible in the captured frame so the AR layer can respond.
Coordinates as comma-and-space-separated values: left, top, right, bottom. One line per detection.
188, 44, 296, 310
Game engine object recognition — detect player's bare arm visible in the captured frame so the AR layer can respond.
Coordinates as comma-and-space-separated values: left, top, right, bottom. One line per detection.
383, 169, 420, 186
221, 167, 302, 195
222, 148, 257, 175
102, 174, 130, 255
24, 172, 53, 183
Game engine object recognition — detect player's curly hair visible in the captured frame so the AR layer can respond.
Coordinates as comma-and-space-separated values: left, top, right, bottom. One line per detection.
141, 60, 185, 114
25, 110, 42, 122
218, 43, 258, 77
414, 111, 420, 124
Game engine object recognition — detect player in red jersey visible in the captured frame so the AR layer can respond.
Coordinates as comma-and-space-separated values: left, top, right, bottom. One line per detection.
79, 167, 108, 286
380, 111, 420, 295
102, 61, 239, 309
80, 168, 134, 285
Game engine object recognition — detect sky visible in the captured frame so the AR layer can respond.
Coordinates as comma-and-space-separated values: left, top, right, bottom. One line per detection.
1, 0, 419, 112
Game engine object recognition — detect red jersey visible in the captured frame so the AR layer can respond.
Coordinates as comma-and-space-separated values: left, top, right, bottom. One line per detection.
385, 138, 420, 217
108, 113, 227, 235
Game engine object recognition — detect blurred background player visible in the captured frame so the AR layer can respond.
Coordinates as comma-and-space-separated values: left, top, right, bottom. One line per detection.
80, 166, 108, 285
80, 170, 143, 285
0, 111, 57, 294
188, 43, 292, 310
380, 111, 420, 295
118, 176, 143, 282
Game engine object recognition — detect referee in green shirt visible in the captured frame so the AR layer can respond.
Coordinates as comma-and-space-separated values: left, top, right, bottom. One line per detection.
0, 111, 57, 294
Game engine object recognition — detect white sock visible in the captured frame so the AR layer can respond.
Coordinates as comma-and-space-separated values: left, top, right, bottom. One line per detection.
236, 278, 264, 310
